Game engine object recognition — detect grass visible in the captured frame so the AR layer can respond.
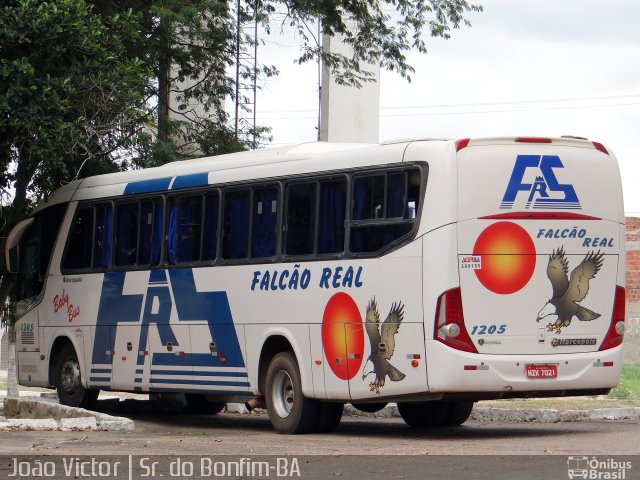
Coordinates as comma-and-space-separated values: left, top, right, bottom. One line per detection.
608, 362, 640, 400
480, 362, 640, 410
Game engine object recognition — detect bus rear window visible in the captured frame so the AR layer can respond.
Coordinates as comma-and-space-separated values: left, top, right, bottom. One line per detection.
350, 168, 421, 254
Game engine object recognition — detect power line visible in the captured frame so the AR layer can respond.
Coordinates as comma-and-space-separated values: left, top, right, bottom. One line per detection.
259, 99, 640, 120
258, 92, 640, 116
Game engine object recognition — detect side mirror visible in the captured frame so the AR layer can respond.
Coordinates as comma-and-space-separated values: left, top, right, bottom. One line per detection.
4, 217, 34, 273
8, 245, 19, 273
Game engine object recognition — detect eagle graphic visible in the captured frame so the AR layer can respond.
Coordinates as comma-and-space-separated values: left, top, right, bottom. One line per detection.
536, 247, 603, 333
362, 298, 406, 394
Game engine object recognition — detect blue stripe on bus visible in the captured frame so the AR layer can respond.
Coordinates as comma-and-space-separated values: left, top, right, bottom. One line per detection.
171, 173, 209, 190
135, 369, 144, 375
151, 378, 250, 387
134, 378, 142, 383
90, 377, 111, 382
90, 368, 112, 374
152, 353, 238, 367
150, 369, 248, 377
149, 387, 249, 395
124, 177, 172, 195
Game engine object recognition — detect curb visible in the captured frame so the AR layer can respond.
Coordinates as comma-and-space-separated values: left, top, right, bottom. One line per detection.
1, 397, 134, 432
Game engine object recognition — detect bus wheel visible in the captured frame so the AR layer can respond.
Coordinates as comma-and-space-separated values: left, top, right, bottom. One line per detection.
351, 402, 388, 414
265, 352, 319, 434
397, 401, 450, 428
185, 394, 226, 414
443, 401, 474, 426
53, 343, 99, 408
315, 402, 343, 433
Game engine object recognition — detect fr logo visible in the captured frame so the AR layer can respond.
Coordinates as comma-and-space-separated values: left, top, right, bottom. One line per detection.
501, 155, 581, 210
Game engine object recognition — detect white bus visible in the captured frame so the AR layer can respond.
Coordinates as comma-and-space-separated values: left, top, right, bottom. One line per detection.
5, 137, 626, 434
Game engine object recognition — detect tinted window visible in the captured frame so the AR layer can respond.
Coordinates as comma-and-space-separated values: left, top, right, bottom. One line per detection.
63, 206, 94, 270
168, 195, 202, 264
350, 168, 421, 254
222, 190, 250, 259
139, 199, 163, 265
251, 186, 278, 258
17, 204, 66, 309
285, 183, 316, 256
202, 193, 219, 261
93, 204, 113, 268
318, 179, 346, 254
115, 202, 139, 267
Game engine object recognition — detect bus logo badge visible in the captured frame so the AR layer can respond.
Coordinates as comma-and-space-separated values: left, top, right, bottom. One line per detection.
501, 155, 581, 210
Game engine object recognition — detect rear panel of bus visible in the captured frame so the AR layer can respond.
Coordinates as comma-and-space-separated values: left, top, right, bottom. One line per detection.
427, 138, 625, 395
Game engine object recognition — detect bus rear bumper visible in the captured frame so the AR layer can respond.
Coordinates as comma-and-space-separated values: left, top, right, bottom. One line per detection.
426, 341, 622, 394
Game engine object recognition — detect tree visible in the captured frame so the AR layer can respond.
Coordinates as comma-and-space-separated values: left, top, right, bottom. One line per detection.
0, 0, 481, 396
87, 0, 482, 160
0, 0, 152, 395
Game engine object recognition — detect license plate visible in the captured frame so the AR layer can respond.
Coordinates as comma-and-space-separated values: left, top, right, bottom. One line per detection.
526, 364, 557, 379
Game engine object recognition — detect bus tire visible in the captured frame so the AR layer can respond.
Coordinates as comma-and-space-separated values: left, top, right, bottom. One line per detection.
443, 401, 474, 426
397, 401, 450, 428
185, 394, 226, 414
53, 343, 99, 408
315, 402, 343, 433
265, 352, 319, 434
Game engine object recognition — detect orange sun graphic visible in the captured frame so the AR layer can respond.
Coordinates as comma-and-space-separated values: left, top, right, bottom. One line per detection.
473, 221, 536, 294
321, 292, 364, 380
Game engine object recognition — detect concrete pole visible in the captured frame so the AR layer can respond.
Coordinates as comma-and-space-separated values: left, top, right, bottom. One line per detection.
319, 27, 380, 144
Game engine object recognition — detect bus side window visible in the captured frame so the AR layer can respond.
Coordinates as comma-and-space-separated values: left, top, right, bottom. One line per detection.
318, 179, 346, 254
251, 186, 278, 258
139, 199, 163, 266
168, 195, 202, 264
202, 192, 219, 262
222, 190, 250, 260
93, 204, 113, 269
63, 206, 94, 270
115, 202, 139, 267
350, 168, 420, 254
285, 183, 317, 256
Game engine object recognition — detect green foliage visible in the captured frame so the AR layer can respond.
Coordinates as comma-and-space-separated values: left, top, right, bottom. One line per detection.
0, 0, 152, 211
609, 363, 640, 400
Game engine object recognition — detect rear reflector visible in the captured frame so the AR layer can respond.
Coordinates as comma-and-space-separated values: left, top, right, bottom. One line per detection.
599, 286, 625, 351
435, 288, 477, 353
593, 141, 609, 155
455, 138, 470, 151
464, 364, 489, 371
515, 137, 552, 143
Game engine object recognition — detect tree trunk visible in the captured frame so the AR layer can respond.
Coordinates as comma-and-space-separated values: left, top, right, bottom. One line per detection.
6, 322, 18, 398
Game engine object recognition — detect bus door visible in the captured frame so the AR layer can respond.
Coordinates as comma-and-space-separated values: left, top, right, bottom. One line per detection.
316, 321, 350, 400
111, 324, 147, 390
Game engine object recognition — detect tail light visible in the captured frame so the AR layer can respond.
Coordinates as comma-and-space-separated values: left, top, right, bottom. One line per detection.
455, 138, 470, 151
599, 286, 625, 351
434, 288, 477, 353
592, 141, 609, 155
515, 137, 552, 143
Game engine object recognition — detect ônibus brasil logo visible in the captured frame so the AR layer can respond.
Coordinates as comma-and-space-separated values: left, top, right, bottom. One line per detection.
501, 155, 581, 210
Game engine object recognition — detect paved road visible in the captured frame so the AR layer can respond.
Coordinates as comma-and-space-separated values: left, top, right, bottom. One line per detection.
2, 412, 640, 479
2, 411, 639, 456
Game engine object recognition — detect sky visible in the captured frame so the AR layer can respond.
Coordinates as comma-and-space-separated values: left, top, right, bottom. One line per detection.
249, 0, 640, 215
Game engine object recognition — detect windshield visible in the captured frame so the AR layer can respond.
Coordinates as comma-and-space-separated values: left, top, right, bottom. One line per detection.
15, 204, 67, 316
